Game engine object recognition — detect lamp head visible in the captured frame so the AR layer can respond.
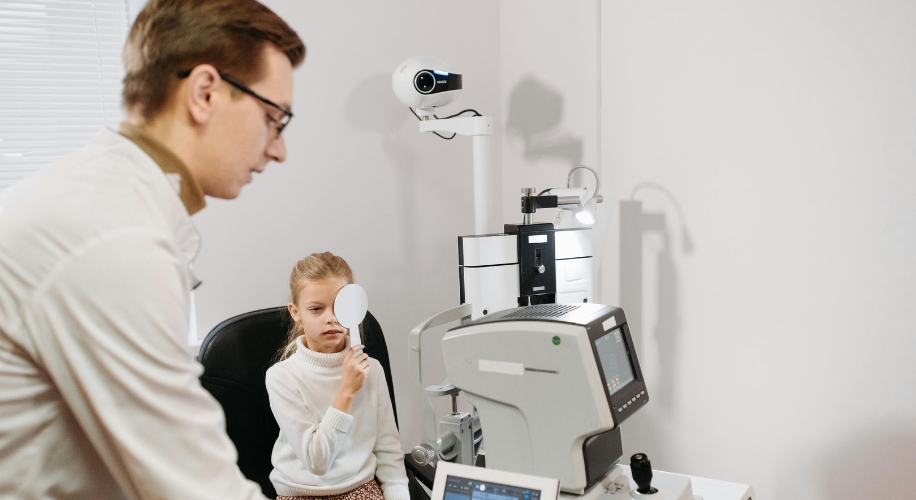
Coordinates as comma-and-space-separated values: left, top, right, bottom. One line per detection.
575, 196, 598, 225
565, 165, 602, 226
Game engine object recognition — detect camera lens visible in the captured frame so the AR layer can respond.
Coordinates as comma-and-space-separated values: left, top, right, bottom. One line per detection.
414, 71, 436, 94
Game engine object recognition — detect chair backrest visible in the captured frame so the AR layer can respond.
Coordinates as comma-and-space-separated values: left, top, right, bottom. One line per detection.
199, 306, 397, 498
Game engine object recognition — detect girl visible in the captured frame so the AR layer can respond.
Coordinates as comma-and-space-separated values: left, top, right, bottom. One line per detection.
267, 252, 409, 500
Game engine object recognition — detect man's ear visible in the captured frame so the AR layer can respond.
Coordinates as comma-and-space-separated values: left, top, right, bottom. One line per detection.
183, 64, 221, 126
288, 302, 300, 322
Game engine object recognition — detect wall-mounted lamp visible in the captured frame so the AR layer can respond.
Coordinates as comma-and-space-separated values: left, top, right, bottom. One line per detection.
518, 165, 603, 226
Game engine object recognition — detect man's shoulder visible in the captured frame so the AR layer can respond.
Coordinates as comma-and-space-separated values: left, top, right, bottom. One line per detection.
1, 130, 166, 226
0, 129, 185, 272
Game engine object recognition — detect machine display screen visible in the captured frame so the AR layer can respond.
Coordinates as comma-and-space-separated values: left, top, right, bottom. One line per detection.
444, 476, 541, 500
593, 327, 635, 397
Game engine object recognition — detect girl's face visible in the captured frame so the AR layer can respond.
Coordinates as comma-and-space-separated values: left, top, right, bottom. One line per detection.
288, 278, 349, 354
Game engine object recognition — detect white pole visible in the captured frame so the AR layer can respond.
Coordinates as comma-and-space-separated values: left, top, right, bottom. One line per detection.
419, 116, 494, 234
472, 134, 492, 235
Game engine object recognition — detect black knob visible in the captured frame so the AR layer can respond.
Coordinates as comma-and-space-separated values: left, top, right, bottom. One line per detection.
630, 453, 658, 494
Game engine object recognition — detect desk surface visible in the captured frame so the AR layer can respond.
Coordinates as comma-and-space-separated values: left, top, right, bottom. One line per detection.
618, 465, 755, 500
407, 455, 754, 500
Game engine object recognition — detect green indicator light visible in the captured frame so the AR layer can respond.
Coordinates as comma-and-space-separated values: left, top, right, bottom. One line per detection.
552, 336, 561, 345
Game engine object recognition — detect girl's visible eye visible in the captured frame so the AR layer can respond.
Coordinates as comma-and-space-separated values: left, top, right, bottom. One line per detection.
309, 307, 321, 312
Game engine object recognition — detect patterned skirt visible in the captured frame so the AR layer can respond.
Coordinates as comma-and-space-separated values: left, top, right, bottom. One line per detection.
277, 479, 384, 500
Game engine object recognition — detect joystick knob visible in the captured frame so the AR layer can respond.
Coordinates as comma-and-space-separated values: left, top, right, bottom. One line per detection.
630, 453, 658, 495
411, 443, 436, 467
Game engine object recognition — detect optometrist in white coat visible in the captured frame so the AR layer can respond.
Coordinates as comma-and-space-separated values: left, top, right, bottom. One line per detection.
0, 1, 305, 498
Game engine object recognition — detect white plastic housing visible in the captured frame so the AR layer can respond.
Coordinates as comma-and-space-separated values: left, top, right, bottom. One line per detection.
556, 228, 594, 304
459, 234, 519, 319
392, 56, 462, 111
441, 317, 616, 493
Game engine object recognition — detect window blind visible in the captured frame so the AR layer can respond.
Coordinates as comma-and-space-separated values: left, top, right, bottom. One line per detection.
0, 0, 130, 192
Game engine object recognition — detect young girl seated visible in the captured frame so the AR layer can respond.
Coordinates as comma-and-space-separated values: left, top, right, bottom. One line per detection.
267, 252, 409, 500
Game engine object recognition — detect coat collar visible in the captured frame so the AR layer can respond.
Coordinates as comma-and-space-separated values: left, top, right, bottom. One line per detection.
99, 129, 202, 265
117, 122, 206, 216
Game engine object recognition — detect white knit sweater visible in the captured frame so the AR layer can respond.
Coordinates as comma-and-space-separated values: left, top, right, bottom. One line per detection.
266, 337, 409, 500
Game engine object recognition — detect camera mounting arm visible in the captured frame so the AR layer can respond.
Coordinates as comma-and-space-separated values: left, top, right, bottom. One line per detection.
419, 116, 494, 234
418, 116, 491, 135
393, 56, 495, 234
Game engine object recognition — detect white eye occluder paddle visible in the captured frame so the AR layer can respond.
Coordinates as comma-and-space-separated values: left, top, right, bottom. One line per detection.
334, 283, 368, 352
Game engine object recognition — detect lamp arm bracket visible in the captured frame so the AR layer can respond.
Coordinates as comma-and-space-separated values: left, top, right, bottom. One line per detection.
521, 195, 558, 214
419, 116, 492, 136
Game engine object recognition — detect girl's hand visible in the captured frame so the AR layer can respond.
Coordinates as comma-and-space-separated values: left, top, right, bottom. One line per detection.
341, 344, 370, 394
333, 345, 369, 414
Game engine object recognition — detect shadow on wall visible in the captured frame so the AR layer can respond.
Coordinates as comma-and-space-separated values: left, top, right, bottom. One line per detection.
343, 73, 420, 407
619, 182, 693, 457
346, 74, 416, 169
344, 74, 420, 292
505, 77, 583, 167
811, 421, 916, 499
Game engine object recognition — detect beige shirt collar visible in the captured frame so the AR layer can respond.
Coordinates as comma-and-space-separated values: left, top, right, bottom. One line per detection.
118, 121, 206, 215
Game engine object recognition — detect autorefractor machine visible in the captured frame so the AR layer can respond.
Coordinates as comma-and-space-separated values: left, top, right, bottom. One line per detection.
410, 301, 699, 500
394, 57, 752, 500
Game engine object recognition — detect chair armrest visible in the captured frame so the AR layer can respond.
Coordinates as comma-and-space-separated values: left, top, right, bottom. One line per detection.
404, 453, 436, 489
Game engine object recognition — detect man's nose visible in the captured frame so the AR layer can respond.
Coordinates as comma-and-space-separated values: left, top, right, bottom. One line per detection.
267, 134, 287, 163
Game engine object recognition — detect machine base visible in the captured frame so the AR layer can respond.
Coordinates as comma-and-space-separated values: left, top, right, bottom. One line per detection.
559, 466, 692, 500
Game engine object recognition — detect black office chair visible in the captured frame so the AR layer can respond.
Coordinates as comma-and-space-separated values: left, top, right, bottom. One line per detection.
199, 306, 428, 499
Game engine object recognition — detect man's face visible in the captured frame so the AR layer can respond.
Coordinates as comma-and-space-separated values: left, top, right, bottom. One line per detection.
199, 45, 294, 199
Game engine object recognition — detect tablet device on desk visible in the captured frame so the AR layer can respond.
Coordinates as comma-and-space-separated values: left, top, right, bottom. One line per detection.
431, 461, 560, 500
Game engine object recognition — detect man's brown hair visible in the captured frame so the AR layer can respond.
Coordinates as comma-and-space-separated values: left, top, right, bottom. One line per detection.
122, 0, 305, 121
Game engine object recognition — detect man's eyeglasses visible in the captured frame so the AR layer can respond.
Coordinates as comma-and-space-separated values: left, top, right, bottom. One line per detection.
177, 69, 293, 138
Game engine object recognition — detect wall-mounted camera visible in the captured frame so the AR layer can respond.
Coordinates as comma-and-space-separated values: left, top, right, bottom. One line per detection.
392, 56, 463, 117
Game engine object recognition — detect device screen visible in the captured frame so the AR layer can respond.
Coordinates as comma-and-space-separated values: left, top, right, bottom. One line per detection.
444, 476, 541, 500
593, 327, 635, 397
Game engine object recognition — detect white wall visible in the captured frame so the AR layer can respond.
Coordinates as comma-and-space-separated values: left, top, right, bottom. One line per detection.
599, 1, 916, 498
500, 0, 916, 498
189, 1, 916, 498
126, 0, 146, 23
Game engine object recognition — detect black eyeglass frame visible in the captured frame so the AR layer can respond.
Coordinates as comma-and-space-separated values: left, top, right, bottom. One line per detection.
177, 69, 293, 137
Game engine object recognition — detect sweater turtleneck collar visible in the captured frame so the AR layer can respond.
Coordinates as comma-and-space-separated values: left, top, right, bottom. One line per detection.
294, 335, 350, 370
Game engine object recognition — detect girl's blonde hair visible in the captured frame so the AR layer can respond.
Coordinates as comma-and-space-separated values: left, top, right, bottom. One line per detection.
276, 252, 355, 362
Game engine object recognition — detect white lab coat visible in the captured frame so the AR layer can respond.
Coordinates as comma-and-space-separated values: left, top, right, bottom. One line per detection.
0, 129, 266, 499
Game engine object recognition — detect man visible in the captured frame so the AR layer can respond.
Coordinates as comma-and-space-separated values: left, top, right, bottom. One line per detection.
0, 1, 304, 498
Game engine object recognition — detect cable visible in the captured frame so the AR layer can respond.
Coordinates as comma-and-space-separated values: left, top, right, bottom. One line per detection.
436, 109, 481, 119
407, 107, 482, 140
537, 189, 552, 196
408, 107, 456, 139
408, 106, 425, 121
